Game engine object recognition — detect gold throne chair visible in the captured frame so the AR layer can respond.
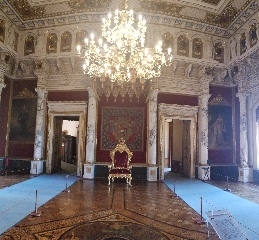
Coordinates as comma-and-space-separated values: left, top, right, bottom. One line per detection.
108, 138, 133, 186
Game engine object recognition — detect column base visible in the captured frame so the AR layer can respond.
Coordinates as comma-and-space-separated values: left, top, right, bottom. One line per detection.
197, 165, 211, 181
238, 167, 253, 182
83, 163, 95, 179
30, 160, 44, 175
147, 166, 157, 181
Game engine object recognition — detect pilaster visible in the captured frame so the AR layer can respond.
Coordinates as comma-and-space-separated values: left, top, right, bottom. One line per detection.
84, 87, 97, 179
33, 87, 47, 160
237, 92, 253, 182
197, 93, 211, 180
147, 89, 158, 181
31, 87, 47, 175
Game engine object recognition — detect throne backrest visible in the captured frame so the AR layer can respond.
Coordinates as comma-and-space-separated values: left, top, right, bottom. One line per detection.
110, 139, 133, 169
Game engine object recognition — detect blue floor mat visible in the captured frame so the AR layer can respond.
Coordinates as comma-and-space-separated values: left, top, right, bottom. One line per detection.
164, 177, 259, 239
0, 174, 78, 234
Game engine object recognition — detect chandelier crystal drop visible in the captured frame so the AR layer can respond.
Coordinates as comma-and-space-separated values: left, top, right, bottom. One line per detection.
77, 1, 173, 85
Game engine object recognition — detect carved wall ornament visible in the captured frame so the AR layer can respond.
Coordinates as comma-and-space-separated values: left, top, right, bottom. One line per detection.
35, 30, 45, 54
14, 31, 19, 52
60, 31, 72, 52
46, 33, 57, 54
159, 103, 198, 117
24, 35, 35, 56
48, 101, 87, 113
256, 106, 259, 123
213, 42, 224, 63
249, 23, 258, 48
6, 25, 15, 48
230, 39, 237, 60
209, 94, 229, 105
0, 19, 5, 43
240, 32, 247, 55
177, 35, 189, 57
95, 80, 151, 102
15, 88, 37, 98
192, 38, 203, 59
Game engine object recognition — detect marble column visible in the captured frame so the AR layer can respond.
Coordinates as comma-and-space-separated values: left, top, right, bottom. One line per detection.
237, 92, 253, 182
83, 87, 97, 179
147, 89, 158, 181
31, 87, 47, 175
197, 93, 211, 180
0, 61, 8, 104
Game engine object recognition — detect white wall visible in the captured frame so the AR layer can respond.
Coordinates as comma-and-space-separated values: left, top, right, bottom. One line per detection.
62, 120, 79, 137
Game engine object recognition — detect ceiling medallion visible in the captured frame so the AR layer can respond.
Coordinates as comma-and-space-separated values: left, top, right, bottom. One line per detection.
77, 0, 173, 86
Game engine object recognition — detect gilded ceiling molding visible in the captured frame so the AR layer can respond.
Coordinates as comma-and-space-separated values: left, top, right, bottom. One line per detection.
140, 0, 252, 29
69, 0, 111, 11
202, 0, 221, 5
206, 4, 237, 28
140, 1, 184, 16
8, 0, 45, 20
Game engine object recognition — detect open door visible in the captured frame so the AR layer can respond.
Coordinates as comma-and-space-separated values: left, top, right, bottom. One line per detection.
52, 116, 63, 173
182, 120, 191, 178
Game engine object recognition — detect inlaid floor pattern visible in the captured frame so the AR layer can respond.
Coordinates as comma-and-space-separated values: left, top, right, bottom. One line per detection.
0, 177, 219, 240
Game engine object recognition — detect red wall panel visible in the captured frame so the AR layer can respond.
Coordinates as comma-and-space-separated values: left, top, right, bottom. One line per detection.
48, 91, 88, 101
8, 143, 34, 158
158, 93, 198, 106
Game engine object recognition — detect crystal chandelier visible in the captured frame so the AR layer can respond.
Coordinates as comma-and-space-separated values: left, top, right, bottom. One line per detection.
77, 1, 173, 85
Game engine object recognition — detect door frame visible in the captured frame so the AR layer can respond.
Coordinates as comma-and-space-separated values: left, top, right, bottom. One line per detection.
46, 101, 87, 176
158, 103, 198, 180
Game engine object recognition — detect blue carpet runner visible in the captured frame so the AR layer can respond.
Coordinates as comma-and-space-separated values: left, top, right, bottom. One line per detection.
164, 176, 259, 239
0, 174, 78, 234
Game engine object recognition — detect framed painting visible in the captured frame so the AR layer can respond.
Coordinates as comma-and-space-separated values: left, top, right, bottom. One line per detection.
9, 98, 37, 142
208, 105, 233, 149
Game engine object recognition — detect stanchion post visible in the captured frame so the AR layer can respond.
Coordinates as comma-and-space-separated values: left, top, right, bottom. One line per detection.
224, 176, 231, 192
171, 179, 178, 198
195, 197, 206, 224
63, 175, 70, 193
30, 190, 41, 217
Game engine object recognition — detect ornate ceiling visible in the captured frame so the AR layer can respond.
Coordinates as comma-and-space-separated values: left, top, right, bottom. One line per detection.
0, 0, 258, 37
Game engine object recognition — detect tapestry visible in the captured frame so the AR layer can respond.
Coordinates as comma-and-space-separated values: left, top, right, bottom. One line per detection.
101, 107, 144, 151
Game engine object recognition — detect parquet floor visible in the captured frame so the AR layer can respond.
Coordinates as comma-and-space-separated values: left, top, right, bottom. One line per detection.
1, 173, 259, 239
0, 175, 219, 240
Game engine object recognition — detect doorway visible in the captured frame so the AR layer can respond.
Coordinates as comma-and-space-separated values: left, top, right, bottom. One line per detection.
46, 101, 87, 176
158, 103, 198, 181
163, 119, 191, 178
52, 116, 79, 174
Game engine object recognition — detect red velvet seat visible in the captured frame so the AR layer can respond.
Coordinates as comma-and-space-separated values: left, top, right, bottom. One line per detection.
108, 138, 133, 186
